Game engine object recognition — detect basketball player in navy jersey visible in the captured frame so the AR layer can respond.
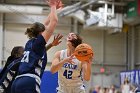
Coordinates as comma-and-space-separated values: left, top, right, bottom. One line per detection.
0, 46, 24, 93
11, 0, 61, 93
51, 33, 92, 93
0, 34, 62, 93
0, 46, 24, 79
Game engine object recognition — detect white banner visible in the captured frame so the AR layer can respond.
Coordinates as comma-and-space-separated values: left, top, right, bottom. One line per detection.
120, 72, 126, 84
130, 71, 135, 84
135, 71, 139, 85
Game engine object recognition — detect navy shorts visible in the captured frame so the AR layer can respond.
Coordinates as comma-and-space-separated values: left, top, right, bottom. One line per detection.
11, 76, 38, 93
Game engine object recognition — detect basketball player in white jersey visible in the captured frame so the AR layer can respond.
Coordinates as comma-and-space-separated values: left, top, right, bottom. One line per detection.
50, 33, 92, 93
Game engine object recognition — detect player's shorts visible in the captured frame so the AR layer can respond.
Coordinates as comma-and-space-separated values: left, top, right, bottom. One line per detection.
11, 74, 41, 93
56, 85, 86, 93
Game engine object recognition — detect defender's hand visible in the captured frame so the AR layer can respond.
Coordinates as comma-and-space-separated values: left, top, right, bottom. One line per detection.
51, 34, 63, 46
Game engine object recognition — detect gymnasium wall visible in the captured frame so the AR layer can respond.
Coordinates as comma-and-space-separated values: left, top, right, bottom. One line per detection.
4, 23, 28, 60
135, 27, 140, 69
0, 14, 3, 68
80, 28, 126, 88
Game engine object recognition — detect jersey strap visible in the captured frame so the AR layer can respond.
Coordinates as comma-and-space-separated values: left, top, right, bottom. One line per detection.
60, 49, 67, 60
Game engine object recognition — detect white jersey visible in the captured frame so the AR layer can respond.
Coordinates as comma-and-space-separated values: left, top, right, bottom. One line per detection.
122, 84, 130, 93
58, 49, 83, 87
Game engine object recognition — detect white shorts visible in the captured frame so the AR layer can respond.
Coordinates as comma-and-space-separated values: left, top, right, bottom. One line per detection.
57, 85, 85, 93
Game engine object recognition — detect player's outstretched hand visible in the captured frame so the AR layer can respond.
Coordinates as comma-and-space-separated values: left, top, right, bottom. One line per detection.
81, 55, 93, 65
46, 0, 58, 7
56, 0, 63, 9
63, 55, 75, 64
51, 34, 63, 46
46, 0, 63, 9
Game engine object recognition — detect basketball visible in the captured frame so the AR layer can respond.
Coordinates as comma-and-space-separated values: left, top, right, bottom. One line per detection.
74, 43, 94, 62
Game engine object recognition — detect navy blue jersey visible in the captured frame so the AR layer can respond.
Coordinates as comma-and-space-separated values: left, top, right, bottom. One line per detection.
18, 35, 47, 78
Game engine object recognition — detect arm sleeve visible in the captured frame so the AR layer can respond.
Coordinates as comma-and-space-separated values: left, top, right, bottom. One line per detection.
0, 56, 12, 79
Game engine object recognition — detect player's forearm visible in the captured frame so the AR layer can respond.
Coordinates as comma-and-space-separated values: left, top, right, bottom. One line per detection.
50, 6, 58, 24
42, 6, 58, 43
44, 14, 51, 26
50, 60, 65, 74
83, 63, 91, 81
46, 43, 53, 51
44, 5, 58, 26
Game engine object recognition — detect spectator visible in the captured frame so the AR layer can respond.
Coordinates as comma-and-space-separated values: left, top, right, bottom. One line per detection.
109, 85, 116, 93
121, 77, 131, 93
92, 85, 101, 93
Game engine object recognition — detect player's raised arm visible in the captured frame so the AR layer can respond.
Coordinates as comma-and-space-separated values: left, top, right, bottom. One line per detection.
42, 0, 58, 43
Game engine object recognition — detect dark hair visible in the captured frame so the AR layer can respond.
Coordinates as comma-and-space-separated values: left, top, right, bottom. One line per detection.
70, 34, 82, 48
124, 79, 129, 84
25, 22, 45, 39
11, 46, 24, 58
123, 77, 129, 84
